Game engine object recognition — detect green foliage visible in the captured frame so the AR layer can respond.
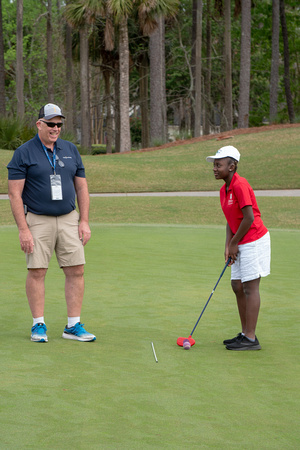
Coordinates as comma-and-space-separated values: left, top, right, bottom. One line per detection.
173, 130, 192, 141
0, 116, 35, 150
130, 117, 142, 146
91, 145, 108, 155
91, 145, 117, 155
77, 145, 92, 155
2, 0, 66, 122
0, 0, 299, 133
59, 129, 78, 145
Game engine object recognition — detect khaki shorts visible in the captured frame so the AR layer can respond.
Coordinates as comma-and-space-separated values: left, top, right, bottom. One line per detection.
25, 210, 86, 269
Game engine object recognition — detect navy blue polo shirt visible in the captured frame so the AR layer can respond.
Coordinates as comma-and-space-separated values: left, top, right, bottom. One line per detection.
7, 134, 86, 216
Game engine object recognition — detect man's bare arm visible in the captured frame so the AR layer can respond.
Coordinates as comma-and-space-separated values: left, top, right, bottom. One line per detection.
8, 179, 34, 254
74, 176, 91, 246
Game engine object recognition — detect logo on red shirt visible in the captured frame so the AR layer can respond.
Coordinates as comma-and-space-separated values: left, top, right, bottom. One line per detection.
228, 193, 233, 206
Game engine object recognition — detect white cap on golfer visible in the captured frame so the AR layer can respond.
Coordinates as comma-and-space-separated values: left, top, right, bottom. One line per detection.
206, 145, 240, 162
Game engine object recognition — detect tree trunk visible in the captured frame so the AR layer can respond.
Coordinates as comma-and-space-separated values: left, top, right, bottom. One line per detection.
139, 52, 149, 149
270, 0, 280, 123
65, 11, 76, 133
16, 0, 24, 118
0, 0, 5, 116
80, 25, 91, 151
47, 0, 54, 102
191, 0, 197, 136
224, 0, 232, 131
279, 0, 295, 123
150, 15, 167, 146
114, 59, 120, 153
203, 0, 211, 135
194, 0, 202, 137
103, 69, 113, 154
237, 0, 251, 128
119, 17, 131, 153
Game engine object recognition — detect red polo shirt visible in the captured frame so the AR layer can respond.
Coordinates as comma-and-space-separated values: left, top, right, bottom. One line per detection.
220, 173, 268, 245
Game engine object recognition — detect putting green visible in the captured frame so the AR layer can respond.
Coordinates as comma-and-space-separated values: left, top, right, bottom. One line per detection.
0, 225, 299, 449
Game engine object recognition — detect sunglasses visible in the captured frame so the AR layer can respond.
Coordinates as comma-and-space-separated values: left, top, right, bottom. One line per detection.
40, 120, 63, 128
55, 155, 65, 168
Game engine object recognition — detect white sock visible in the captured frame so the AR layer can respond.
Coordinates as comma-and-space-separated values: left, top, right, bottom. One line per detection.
33, 317, 45, 326
68, 317, 80, 328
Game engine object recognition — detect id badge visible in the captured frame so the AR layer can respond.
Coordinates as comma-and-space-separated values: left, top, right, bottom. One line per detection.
50, 174, 63, 200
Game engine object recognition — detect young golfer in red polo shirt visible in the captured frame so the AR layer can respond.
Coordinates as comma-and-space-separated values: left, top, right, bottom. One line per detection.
206, 146, 271, 350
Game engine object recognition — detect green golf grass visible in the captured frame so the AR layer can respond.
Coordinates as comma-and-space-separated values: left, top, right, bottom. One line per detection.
1, 126, 300, 194
1, 126, 299, 448
0, 224, 299, 449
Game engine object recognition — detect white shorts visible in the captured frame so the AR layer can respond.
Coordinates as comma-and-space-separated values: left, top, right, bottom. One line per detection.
231, 232, 271, 283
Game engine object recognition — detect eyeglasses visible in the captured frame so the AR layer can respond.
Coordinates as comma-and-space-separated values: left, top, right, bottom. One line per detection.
40, 120, 63, 128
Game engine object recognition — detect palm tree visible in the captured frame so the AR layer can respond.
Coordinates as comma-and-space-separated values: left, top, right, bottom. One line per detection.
65, 0, 129, 152
80, 23, 91, 150
65, 0, 179, 152
65, 0, 76, 134
203, 0, 211, 135
149, 15, 167, 145
224, 0, 232, 131
113, 0, 179, 149
237, 0, 251, 129
280, 0, 295, 123
118, 14, 131, 152
47, 0, 54, 102
0, 0, 6, 116
194, 0, 202, 137
16, 0, 24, 118
65, 1, 104, 151
139, 51, 149, 148
270, 0, 280, 123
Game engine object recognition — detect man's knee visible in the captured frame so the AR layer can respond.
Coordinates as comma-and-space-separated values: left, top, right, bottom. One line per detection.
63, 265, 84, 278
27, 268, 47, 280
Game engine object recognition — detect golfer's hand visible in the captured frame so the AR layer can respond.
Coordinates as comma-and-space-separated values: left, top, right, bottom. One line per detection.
78, 221, 91, 246
228, 242, 239, 263
225, 250, 234, 266
19, 228, 34, 254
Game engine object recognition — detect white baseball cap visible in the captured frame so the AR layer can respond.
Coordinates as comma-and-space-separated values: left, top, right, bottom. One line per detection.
38, 103, 65, 120
206, 145, 240, 162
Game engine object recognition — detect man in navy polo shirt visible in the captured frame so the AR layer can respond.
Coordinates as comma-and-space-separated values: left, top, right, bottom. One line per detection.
7, 103, 96, 343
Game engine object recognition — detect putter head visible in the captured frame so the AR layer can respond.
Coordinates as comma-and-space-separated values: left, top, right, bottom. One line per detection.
177, 336, 195, 347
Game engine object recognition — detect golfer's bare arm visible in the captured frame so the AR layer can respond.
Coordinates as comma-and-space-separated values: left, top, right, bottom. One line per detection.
8, 179, 34, 253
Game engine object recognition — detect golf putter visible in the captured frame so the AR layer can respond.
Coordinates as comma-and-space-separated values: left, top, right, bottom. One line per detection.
177, 258, 231, 346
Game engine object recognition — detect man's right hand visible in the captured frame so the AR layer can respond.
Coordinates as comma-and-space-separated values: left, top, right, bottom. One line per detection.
19, 228, 34, 254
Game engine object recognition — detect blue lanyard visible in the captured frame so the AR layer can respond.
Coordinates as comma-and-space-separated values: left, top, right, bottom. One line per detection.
39, 138, 57, 174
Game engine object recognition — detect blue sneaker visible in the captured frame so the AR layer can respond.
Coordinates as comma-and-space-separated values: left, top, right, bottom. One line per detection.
62, 322, 96, 342
31, 323, 48, 342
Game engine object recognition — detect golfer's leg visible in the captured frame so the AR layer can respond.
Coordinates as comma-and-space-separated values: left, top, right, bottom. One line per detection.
26, 268, 47, 318
243, 278, 261, 340
63, 265, 85, 317
231, 279, 247, 334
